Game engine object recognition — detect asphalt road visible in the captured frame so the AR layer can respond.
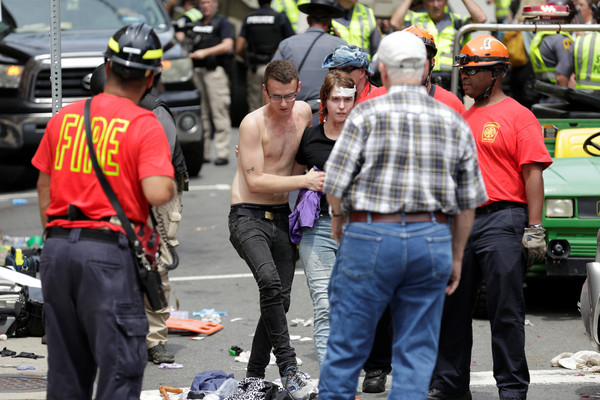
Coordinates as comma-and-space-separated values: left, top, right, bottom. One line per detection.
0, 129, 599, 399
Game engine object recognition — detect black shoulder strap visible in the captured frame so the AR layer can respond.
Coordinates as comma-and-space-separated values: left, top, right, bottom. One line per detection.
139, 92, 175, 120
83, 98, 143, 254
297, 31, 325, 73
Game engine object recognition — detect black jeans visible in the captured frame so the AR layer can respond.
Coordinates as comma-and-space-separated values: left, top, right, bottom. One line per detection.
228, 203, 297, 377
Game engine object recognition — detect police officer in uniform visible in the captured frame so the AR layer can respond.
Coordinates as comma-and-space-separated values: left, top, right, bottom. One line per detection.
529, 0, 576, 87
177, 0, 234, 166
33, 23, 176, 399
236, 0, 295, 112
559, 2, 600, 89
272, 0, 346, 125
272, 0, 301, 32
389, 0, 487, 90
332, 0, 382, 59
175, 0, 203, 25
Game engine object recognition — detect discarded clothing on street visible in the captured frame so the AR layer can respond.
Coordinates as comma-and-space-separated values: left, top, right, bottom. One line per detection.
0, 347, 16, 357
12, 351, 44, 359
224, 377, 286, 400
191, 369, 235, 391
551, 351, 600, 372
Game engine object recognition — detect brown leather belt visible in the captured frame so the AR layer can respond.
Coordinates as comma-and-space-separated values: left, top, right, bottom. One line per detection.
349, 211, 448, 224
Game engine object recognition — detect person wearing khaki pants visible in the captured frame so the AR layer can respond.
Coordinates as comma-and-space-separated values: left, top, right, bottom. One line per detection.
146, 191, 183, 364
177, 0, 235, 166
193, 66, 232, 164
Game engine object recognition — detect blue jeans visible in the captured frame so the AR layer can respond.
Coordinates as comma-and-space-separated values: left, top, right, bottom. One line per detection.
228, 204, 297, 377
41, 229, 147, 400
432, 207, 529, 399
318, 216, 452, 400
298, 216, 338, 365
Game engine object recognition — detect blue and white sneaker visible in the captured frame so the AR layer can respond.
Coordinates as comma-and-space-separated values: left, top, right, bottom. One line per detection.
281, 366, 318, 400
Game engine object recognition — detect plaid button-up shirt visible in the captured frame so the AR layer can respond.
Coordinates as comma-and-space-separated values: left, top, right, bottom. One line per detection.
323, 84, 488, 216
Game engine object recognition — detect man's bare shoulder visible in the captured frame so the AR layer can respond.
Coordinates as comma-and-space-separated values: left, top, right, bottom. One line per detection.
292, 101, 312, 129
239, 107, 266, 135
294, 100, 312, 119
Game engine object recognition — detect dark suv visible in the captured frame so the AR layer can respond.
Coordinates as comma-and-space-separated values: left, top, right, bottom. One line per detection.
0, 0, 204, 176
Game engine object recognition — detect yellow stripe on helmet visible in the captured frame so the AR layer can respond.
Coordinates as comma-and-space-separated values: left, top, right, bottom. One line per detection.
143, 48, 163, 60
108, 37, 120, 53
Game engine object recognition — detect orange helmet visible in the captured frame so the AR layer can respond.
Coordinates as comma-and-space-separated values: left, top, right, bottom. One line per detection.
403, 25, 437, 57
454, 35, 510, 67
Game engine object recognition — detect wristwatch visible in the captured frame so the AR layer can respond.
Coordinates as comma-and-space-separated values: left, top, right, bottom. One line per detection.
527, 224, 544, 229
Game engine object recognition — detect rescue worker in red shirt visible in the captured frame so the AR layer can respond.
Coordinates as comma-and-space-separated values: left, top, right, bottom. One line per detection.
429, 35, 552, 400
32, 23, 176, 400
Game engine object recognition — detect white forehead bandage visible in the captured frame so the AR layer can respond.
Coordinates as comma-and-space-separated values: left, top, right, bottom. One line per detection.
334, 85, 356, 97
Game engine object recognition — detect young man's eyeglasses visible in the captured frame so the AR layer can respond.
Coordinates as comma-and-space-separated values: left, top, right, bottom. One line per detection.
459, 67, 492, 76
266, 88, 298, 102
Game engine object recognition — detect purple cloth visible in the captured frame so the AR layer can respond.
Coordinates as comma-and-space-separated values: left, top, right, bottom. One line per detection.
289, 188, 323, 244
191, 369, 235, 391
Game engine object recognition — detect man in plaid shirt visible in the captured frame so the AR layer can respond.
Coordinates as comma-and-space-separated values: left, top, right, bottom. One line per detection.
317, 30, 487, 400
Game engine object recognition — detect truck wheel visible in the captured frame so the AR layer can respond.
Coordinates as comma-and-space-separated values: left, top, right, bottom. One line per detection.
472, 283, 489, 320
182, 139, 205, 177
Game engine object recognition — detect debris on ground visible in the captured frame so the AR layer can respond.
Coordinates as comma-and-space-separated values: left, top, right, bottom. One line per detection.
552, 351, 600, 372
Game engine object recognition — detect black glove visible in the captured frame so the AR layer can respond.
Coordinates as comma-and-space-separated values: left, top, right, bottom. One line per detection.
522, 226, 546, 267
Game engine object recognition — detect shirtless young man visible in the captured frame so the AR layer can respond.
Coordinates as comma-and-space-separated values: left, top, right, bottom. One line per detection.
228, 59, 324, 400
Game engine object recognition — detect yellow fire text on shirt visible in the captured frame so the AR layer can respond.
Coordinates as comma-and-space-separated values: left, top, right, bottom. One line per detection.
54, 113, 129, 176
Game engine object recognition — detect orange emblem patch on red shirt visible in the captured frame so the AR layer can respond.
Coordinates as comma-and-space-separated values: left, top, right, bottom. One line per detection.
482, 122, 500, 143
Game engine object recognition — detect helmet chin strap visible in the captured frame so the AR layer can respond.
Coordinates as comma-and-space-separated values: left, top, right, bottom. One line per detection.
423, 59, 434, 87
474, 66, 505, 102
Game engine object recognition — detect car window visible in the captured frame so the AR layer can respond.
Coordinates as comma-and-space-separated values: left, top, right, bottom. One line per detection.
0, 0, 169, 35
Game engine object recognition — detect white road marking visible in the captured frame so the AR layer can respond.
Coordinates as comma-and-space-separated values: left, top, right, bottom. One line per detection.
170, 271, 305, 282
188, 184, 231, 191
470, 369, 599, 386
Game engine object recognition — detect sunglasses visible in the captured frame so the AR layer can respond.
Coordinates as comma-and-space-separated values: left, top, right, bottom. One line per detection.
459, 67, 493, 75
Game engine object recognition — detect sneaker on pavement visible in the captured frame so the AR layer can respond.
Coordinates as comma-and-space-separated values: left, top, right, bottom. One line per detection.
427, 387, 472, 400
147, 343, 175, 364
362, 369, 387, 393
282, 366, 318, 400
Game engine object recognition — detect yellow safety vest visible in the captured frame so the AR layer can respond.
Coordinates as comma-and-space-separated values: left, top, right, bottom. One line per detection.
182, 8, 203, 22
574, 32, 600, 89
495, 0, 511, 20
271, 0, 299, 32
530, 31, 573, 83
413, 13, 468, 72
331, 3, 377, 59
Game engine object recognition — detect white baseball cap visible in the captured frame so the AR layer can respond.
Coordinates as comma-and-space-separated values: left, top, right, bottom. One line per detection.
373, 31, 426, 69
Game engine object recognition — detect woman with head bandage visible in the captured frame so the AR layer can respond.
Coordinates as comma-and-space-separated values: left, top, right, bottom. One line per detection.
288, 69, 356, 366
